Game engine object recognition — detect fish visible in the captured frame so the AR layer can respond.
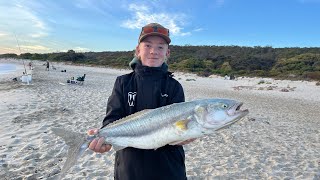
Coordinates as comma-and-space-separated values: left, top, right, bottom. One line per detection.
52, 98, 249, 178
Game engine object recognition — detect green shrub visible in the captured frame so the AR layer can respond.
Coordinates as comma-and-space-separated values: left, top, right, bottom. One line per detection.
303, 72, 320, 80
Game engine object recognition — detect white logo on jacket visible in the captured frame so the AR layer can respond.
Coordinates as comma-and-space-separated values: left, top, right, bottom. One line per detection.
128, 92, 137, 106
161, 93, 168, 97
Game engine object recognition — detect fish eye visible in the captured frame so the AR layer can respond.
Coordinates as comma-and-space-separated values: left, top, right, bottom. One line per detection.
221, 104, 228, 108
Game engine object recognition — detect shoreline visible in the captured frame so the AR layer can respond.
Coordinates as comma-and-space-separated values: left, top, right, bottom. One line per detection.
2, 58, 320, 83
0, 60, 33, 82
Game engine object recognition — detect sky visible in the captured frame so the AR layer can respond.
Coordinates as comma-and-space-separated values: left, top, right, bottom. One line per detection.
1, 0, 320, 54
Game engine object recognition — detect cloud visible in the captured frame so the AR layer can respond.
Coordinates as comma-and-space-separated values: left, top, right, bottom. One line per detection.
74, 0, 115, 17
127, 3, 149, 12
0, 46, 19, 54
193, 28, 204, 32
0, 43, 51, 54
0, 1, 49, 38
59, 47, 90, 53
0, 32, 8, 37
121, 3, 191, 37
73, 47, 90, 52
179, 32, 191, 36
30, 32, 49, 38
21, 45, 51, 51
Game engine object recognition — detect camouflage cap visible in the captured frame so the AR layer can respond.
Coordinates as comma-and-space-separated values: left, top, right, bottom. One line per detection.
138, 23, 171, 44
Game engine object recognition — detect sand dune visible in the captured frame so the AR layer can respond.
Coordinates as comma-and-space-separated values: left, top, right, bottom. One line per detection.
0, 59, 319, 179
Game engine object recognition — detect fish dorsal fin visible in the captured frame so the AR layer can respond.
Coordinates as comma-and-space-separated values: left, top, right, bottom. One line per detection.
107, 109, 151, 127
174, 119, 189, 131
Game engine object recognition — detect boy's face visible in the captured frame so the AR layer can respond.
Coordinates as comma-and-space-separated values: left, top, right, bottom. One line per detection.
136, 36, 170, 67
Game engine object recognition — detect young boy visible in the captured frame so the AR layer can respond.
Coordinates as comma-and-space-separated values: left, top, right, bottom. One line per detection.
88, 23, 194, 180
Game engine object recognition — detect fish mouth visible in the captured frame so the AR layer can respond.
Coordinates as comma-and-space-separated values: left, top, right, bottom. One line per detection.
227, 102, 249, 117
215, 102, 249, 131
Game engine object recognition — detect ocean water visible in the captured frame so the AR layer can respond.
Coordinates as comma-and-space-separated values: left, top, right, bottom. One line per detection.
0, 63, 17, 74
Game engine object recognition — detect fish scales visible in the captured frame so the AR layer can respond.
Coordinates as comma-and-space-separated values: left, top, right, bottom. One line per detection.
102, 101, 196, 137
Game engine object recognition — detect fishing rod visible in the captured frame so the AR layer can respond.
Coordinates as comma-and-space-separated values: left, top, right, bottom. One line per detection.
14, 34, 27, 75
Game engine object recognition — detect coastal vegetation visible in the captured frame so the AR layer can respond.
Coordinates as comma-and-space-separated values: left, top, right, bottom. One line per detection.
1, 46, 320, 80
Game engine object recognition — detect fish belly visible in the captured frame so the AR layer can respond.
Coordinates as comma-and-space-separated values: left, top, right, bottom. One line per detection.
106, 126, 187, 149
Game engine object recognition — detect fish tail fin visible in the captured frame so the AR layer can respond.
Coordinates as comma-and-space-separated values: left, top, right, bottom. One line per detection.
52, 127, 88, 179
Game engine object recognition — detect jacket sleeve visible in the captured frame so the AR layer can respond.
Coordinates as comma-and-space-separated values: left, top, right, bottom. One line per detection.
102, 77, 125, 128
169, 81, 185, 104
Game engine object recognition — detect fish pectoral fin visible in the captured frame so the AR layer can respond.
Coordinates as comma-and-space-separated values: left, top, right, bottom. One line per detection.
112, 145, 126, 151
169, 140, 185, 145
195, 105, 206, 116
174, 120, 189, 131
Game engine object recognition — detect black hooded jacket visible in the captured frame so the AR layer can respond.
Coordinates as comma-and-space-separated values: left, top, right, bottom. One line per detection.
102, 59, 187, 180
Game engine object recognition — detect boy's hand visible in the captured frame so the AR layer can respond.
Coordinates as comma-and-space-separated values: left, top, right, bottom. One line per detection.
87, 129, 112, 153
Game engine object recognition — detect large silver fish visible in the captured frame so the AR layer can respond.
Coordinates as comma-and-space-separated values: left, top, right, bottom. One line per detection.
52, 98, 249, 178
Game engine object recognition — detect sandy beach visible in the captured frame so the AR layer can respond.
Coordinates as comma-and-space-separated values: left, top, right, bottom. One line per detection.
0, 59, 319, 179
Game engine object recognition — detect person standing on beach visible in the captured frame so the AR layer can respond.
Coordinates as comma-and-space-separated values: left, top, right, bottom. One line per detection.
88, 23, 195, 180
46, 60, 49, 71
28, 62, 32, 70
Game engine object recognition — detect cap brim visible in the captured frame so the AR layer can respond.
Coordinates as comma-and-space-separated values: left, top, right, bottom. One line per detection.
139, 32, 171, 44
